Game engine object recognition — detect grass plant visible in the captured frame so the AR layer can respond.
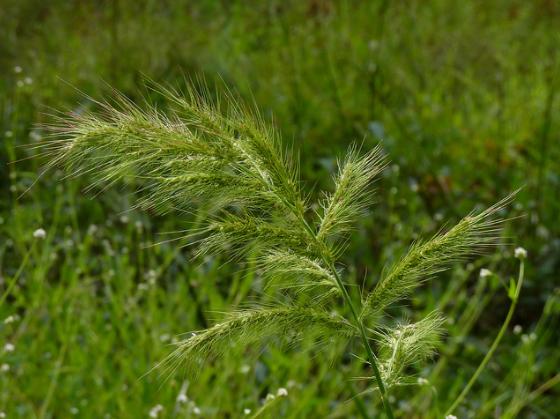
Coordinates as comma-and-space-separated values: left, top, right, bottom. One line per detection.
43, 84, 517, 416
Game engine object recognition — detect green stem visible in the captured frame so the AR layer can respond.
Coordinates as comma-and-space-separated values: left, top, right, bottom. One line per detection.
330, 264, 394, 419
0, 243, 35, 307
294, 211, 394, 418
446, 260, 525, 415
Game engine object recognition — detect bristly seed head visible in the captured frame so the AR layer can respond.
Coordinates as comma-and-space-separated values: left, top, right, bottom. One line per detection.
43, 82, 515, 408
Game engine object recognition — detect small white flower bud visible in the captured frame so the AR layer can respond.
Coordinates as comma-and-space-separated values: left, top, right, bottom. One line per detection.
479, 268, 492, 278
514, 247, 527, 259
33, 228, 46, 239
417, 377, 429, 385
148, 404, 163, 418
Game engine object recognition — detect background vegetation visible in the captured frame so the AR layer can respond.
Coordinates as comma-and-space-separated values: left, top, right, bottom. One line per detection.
1, 1, 559, 417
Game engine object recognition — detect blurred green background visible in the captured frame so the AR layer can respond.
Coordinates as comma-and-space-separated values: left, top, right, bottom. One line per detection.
1, 1, 559, 418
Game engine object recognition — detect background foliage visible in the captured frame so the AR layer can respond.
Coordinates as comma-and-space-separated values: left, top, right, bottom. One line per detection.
1, 1, 559, 417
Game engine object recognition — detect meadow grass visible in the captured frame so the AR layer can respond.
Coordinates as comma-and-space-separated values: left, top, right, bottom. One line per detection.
1, 1, 559, 417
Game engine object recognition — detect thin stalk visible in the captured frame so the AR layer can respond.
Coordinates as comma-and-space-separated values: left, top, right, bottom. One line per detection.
521, 373, 560, 408
293, 210, 394, 418
0, 243, 34, 307
502, 373, 560, 418
446, 260, 525, 415
329, 264, 394, 419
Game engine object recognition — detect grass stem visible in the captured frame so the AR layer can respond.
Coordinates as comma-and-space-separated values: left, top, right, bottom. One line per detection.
295, 212, 394, 418
446, 260, 525, 415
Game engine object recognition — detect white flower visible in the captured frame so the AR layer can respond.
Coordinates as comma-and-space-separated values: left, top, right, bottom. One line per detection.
4, 315, 16, 324
265, 393, 276, 401
148, 404, 163, 418
513, 324, 522, 335
70, 406, 79, 415
417, 377, 429, 385
0, 411, 6, 418
445, 415, 458, 419
479, 268, 492, 278
4, 343, 15, 352
243, 408, 251, 415
14, 65, 22, 73
192, 406, 201, 415
33, 228, 47, 239
24, 77, 33, 85
514, 247, 527, 259
1, 363, 9, 372
145, 270, 157, 283
87, 224, 98, 235
176, 393, 187, 403
277, 387, 288, 397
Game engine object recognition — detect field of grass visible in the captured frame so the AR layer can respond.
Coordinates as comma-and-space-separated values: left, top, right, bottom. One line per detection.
1, 1, 559, 418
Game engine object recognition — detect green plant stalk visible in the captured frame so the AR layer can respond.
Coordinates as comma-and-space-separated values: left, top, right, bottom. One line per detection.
294, 211, 394, 419
0, 243, 34, 307
330, 263, 394, 419
446, 260, 525, 415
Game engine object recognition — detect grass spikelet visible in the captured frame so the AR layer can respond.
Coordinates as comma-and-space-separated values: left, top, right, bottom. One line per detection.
376, 312, 445, 388
159, 306, 355, 377
317, 145, 386, 244
195, 215, 313, 260
261, 250, 336, 286
361, 192, 516, 319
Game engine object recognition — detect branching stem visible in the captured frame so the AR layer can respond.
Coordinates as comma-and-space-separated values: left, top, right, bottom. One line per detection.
330, 263, 395, 419
294, 210, 394, 418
